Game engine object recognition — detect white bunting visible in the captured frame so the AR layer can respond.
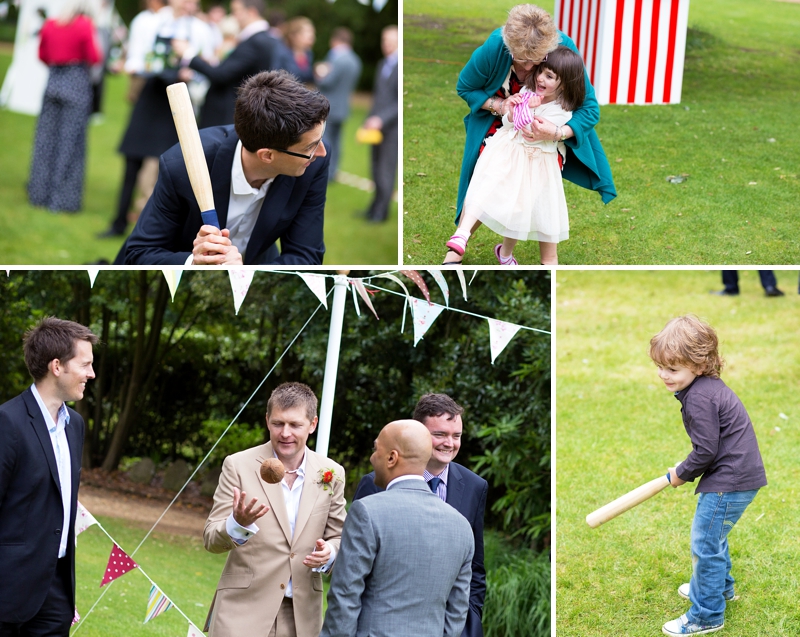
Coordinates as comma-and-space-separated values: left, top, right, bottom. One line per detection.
86, 268, 100, 287
74, 501, 98, 537
297, 273, 328, 309
426, 269, 450, 307
350, 280, 361, 317
456, 270, 468, 301
228, 270, 254, 315
187, 622, 204, 637
162, 270, 183, 301
410, 298, 446, 346
488, 319, 522, 364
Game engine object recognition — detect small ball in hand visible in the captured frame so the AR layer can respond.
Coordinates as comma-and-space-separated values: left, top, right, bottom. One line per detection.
260, 458, 285, 484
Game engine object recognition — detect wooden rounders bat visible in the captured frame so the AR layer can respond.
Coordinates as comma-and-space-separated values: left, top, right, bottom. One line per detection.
585, 472, 672, 528
166, 82, 220, 228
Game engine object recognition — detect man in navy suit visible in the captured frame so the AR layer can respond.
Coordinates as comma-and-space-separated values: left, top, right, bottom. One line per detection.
172, 0, 277, 128
0, 317, 97, 636
353, 394, 488, 637
121, 70, 330, 265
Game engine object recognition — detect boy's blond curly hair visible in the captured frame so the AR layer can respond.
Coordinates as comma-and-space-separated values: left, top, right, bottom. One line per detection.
648, 315, 724, 378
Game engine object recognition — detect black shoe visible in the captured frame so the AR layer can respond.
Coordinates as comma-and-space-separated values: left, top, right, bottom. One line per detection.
764, 286, 785, 297
97, 228, 125, 239
711, 289, 739, 296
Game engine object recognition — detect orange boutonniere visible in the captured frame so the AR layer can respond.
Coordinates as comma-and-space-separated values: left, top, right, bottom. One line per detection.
317, 467, 342, 494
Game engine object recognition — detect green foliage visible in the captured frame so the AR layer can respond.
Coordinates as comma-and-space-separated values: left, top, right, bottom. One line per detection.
483, 548, 551, 637
192, 418, 266, 468
403, 0, 800, 265
472, 414, 551, 547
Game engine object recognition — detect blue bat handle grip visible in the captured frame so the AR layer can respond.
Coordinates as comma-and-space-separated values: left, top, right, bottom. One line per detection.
666, 471, 672, 483
201, 209, 220, 229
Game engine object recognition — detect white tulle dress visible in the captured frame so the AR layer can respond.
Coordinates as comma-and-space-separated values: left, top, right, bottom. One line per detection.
463, 96, 572, 243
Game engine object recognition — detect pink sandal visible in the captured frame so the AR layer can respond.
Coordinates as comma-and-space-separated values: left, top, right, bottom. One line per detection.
494, 244, 518, 266
445, 234, 468, 256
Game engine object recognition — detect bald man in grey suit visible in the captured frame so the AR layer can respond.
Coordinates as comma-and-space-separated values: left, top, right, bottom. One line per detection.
320, 420, 474, 637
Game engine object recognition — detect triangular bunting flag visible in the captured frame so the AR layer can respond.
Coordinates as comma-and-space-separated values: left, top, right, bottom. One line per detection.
409, 298, 446, 346
86, 268, 100, 287
75, 501, 98, 536
162, 269, 183, 301
228, 269, 255, 315
297, 273, 328, 309
488, 319, 522, 364
456, 270, 468, 301
350, 279, 361, 317
100, 544, 139, 587
374, 273, 412, 334
351, 279, 379, 320
144, 584, 174, 624
400, 270, 431, 303
425, 270, 450, 307
5, 270, 9, 276
187, 622, 204, 637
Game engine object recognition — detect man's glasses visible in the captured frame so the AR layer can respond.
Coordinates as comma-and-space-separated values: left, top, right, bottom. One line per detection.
272, 123, 326, 160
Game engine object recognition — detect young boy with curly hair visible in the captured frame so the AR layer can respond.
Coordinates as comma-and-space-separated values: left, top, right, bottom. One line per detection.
649, 315, 767, 636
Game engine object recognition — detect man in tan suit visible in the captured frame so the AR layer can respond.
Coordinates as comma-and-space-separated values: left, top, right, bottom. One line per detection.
203, 382, 347, 637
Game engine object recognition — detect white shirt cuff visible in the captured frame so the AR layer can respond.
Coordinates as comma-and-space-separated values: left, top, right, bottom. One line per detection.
313, 543, 337, 572
184, 254, 194, 266
226, 513, 259, 545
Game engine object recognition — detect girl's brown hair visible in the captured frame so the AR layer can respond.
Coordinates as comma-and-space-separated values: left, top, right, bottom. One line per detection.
525, 46, 586, 112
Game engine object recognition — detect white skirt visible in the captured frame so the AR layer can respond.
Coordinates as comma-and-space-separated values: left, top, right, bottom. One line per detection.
463, 127, 569, 243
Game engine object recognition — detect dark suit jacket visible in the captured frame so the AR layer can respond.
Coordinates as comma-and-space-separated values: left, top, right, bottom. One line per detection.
369, 56, 398, 135
0, 388, 83, 623
354, 462, 488, 637
190, 32, 277, 129
122, 125, 328, 265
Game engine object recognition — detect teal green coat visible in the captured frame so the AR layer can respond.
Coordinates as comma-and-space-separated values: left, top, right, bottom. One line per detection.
455, 29, 617, 222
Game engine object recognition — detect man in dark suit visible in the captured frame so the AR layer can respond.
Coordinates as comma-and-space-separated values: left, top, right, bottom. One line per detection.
0, 317, 97, 636
353, 394, 488, 637
314, 27, 362, 182
172, 0, 276, 128
362, 25, 398, 223
323, 419, 473, 637
121, 70, 330, 265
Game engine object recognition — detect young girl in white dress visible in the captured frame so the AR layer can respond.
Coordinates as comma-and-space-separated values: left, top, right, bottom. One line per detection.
445, 46, 586, 265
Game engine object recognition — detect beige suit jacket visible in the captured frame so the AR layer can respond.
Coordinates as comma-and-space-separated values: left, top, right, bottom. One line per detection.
204, 442, 346, 637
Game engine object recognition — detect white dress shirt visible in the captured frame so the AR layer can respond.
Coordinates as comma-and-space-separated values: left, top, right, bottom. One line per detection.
30, 384, 71, 559
386, 474, 426, 490
237, 19, 268, 43
226, 449, 335, 598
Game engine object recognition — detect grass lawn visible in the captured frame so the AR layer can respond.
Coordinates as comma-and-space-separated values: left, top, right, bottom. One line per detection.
555, 269, 800, 636
402, 0, 800, 265
0, 51, 397, 266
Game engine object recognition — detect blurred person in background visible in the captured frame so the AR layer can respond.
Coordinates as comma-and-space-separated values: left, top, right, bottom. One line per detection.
275, 16, 315, 83
28, 0, 101, 213
173, 0, 276, 128
361, 24, 397, 223
314, 27, 361, 182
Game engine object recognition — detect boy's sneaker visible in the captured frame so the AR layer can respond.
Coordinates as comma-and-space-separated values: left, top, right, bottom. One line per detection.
662, 614, 724, 635
678, 583, 739, 602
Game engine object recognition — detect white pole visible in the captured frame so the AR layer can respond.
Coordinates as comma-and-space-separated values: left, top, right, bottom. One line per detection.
316, 272, 349, 458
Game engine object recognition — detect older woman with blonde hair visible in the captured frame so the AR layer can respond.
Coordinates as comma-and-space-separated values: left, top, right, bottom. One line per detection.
444, 4, 616, 264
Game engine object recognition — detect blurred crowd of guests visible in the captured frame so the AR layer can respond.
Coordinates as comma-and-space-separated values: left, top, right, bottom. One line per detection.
25, 0, 398, 234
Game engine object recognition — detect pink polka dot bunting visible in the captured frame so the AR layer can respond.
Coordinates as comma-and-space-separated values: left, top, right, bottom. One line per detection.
100, 544, 139, 587
400, 270, 431, 303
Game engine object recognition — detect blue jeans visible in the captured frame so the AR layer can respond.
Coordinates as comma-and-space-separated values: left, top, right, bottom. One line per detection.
687, 489, 759, 625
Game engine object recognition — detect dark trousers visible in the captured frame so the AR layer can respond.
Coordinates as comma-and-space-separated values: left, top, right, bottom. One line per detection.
721, 270, 776, 293
0, 558, 72, 637
367, 124, 398, 222
109, 156, 145, 232
323, 121, 343, 182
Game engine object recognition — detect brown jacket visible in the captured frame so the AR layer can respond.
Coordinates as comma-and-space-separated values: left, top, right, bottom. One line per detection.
204, 442, 346, 636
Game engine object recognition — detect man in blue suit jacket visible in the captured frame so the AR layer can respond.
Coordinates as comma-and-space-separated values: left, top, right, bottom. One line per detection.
0, 318, 97, 636
121, 70, 330, 265
353, 394, 488, 637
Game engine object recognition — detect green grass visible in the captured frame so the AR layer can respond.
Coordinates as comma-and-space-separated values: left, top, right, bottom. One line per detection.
402, 0, 800, 265
556, 270, 800, 636
0, 53, 397, 265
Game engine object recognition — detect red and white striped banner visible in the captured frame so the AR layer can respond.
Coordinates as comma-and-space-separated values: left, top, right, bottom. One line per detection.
555, 0, 690, 105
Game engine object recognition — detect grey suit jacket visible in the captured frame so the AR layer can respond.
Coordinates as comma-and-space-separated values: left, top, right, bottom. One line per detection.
321, 478, 474, 637
316, 46, 362, 123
